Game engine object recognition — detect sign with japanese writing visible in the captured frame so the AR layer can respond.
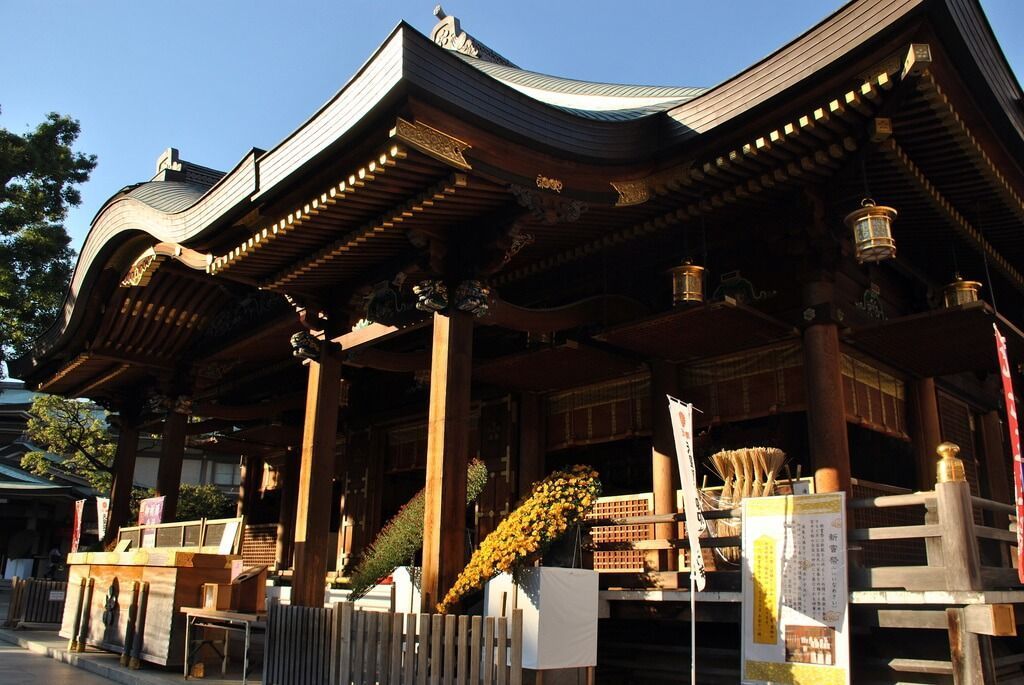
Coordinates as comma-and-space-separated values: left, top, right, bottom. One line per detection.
994, 324, 1024, 583
71, 499, 85, 553
138, 496, 165, 525
668, 395, 706, 591
741, 493, 849, 685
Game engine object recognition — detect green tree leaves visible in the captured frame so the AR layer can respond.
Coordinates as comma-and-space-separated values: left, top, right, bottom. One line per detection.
0, 110, 95, 366
22, 394, 115, 492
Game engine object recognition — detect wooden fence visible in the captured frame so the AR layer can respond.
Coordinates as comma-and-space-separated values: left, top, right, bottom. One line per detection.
264, 602, 523, 685
3, 577, 66, 628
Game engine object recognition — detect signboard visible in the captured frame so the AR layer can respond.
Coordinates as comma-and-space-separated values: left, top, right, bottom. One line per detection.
667, 395, 706, 591
70, 499, 85, 553
95, 497, 110, 541
994, 324, 1024, 583
138, 496, 165, 525
741, 493, 849, 685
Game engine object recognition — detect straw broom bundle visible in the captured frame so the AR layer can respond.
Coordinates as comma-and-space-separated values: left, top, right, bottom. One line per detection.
706, 446, 788, 563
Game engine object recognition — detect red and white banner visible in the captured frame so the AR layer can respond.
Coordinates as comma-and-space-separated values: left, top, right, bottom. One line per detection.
994, 324, 1024, 583
95, 497, 110, 541
668, 395, 707, 591
71, 499, 85, 553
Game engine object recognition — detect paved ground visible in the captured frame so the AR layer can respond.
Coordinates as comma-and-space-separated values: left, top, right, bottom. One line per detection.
0, 643, 118, 685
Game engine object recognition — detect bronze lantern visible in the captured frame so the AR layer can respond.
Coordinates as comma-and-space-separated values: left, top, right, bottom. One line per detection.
942, 274, 983, 308
671, 260, 705, 305
844, 198, 897, 263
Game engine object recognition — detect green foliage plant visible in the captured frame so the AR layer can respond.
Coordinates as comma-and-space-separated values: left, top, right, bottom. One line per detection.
347, 458, 489, 601
22, 394, 115, 491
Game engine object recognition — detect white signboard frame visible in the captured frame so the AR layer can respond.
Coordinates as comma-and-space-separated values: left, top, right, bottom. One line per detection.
741, 492, 850, 685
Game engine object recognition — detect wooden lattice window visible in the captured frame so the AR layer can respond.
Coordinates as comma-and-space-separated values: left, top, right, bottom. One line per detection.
588, 493, 653, 572
841, 354, 907, 438
545, 374, 651, 451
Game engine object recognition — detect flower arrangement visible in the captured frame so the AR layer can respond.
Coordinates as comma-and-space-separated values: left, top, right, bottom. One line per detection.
347, 458, 489, 601
437, 464, 601, 614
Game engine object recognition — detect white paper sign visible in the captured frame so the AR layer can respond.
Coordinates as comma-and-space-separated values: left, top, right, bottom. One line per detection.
668, 395, 706, 591
741, 493, 849, 685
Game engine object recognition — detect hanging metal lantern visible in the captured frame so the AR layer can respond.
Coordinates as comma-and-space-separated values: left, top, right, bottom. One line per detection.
844, 198, 897, 264
671, 260, 705, 305
943, 274, 982, 308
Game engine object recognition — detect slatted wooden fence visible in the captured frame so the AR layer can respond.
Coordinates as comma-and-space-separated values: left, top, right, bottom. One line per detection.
264, 601, 523, 685
3, 577, 67, 628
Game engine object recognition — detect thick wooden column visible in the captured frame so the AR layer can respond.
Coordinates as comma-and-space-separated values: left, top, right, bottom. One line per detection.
979, 411, 1011, 529
909, 378, 943, 490
650, 360, 680, 571
237, 455, 265, 518
156, 410, 188, 522
104, 417, 139, 545
291, 344, 342, 607
421, 310, 474, 612
801, 282, 851, 493
275, 447, 300, 571
517, 392, 545, 498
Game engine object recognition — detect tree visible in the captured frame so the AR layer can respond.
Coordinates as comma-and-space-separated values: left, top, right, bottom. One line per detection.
22, 394, 115, 492
130, 484, 234, 522
0, 109, 96, 370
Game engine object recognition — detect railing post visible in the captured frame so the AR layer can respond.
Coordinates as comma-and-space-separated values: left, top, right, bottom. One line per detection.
936, 442, 995, 684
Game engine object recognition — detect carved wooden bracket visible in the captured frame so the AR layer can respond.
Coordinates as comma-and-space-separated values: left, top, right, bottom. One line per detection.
120, 242, 212, 287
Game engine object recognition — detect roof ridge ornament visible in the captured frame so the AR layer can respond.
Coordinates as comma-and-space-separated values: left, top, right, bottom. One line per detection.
430, 5, 517, 68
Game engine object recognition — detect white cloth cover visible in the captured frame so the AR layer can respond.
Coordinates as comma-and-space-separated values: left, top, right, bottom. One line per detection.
484, 568, 598, 669
392, 566, 421, 613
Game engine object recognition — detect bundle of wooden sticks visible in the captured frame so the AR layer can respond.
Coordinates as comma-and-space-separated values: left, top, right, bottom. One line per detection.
706, 446, 787, 562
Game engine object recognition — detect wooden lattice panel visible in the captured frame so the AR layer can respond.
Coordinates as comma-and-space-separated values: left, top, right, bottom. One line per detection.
589, 494, 653, 572
242, 523, 279, 567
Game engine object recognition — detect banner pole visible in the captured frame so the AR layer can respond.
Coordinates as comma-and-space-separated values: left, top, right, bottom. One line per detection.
690, 572, 697, 685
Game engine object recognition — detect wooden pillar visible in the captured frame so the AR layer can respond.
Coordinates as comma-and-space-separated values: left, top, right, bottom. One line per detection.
291, 344, 342, 607
156, 410, 188, 522
909, 378, 943, 490
801, 282, 851, 493
517, 392, 545, 498
421, 310, 474, 612
104, 417, 139, 545
237, 455, 265, 518
275, 447, 300, 571
978, 411, 1011, 524
650, 360, 680, 571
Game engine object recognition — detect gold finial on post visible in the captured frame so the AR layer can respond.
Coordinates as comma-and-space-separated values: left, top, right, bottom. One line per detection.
936, 441, 965, 483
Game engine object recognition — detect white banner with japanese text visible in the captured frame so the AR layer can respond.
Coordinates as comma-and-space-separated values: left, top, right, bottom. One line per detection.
668, 395, 706, 591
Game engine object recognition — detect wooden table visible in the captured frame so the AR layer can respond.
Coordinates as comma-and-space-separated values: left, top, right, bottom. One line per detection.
181, 607, 266, 684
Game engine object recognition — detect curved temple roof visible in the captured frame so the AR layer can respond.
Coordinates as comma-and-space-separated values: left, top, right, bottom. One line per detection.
12, 0, 1024, 388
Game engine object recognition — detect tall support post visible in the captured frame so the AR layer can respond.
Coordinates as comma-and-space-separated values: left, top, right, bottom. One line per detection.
650, 360, 680, 571
517, 392, 545, 498
237, 455, 265, 518
978, 411, 1011, 529
105, 414, 139, 545
275, 447, 300, 571
421, 310, 474, 612
291, 343, 342, 607
801, 281, 851, 493
156, 410, 188, 522
909, 378, 943, 490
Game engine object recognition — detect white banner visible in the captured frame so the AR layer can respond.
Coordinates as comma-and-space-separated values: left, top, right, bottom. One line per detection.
741, 493, 850, 685
668, 395, 706, 591
95, 497, 110, 541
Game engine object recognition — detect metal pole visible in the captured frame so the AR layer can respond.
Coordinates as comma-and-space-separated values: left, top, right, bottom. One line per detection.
690, 573, 696, 685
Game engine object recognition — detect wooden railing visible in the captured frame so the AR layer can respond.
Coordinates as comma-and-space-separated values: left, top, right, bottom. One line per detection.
2, 577, 66, 628
264, 601, 523, 685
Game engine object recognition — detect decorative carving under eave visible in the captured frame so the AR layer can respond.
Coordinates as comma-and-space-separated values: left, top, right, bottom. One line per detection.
510, 184, 587, 224
430, 5, 518, 68
121, 242, 213, 287
390, 118, 472, 170
363, 280, 414, 326
855, 283, 887, 321
413, 280, 449, 313
611, 179, 651, 207
290, 331, 321, 361
711, 270, 776, 304
146, 394, 192, 416
453, 280, 491, 317
503, 228, 535, 265
413, 279, 491, 317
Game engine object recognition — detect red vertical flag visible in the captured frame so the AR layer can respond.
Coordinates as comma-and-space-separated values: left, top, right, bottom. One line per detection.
993, 324, 1024, 583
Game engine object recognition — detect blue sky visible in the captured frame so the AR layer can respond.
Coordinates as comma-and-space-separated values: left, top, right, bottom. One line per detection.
2, 1, 1022, 252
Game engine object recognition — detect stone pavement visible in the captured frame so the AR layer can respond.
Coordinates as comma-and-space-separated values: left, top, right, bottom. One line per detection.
0, 643, 116, 685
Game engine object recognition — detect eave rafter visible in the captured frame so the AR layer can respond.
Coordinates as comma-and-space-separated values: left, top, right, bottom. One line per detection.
209, 144, 409, 276
498, 73, 897, 285
121, 242, 213, 288
262, 172, 469, 291
609, 69, 896, 207
37, 353, 92, 392
879, 136, 1024, 293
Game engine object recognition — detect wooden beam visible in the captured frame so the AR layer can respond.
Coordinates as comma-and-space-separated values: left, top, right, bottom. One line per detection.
421, 311, 474, 612
291, 344, 342, 607
276, 446, 300, 572
105, 416, 139, 545
237, 454, 265, 518
156, 411, 188, 522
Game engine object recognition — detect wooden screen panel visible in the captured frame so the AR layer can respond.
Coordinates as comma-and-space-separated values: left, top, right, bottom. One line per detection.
842, 354, 907, 438
937, 391, 984, 524
241, 523, 278, 567
545, 374, 651, 451
476, 398, 514, 543
588, 494, 653, 572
